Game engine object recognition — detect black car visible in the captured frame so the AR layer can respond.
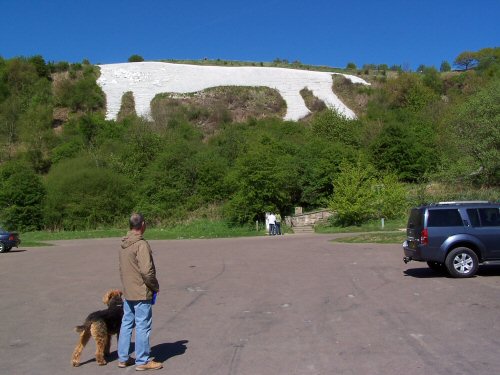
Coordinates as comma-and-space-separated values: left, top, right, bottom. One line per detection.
0, 227, 21, 253
403, 201, 500, 277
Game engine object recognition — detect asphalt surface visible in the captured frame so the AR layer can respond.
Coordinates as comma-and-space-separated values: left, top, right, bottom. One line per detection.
2, 233, 500, 375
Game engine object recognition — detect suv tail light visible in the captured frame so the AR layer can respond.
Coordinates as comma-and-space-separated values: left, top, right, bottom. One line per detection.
420, 229, 429, 246
8, 234, 15, 241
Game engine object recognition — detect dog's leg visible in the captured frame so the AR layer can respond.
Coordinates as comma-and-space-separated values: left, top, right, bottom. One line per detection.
90, 321, 108, 365
71, 328, 91, 367
104, 334, 112, 356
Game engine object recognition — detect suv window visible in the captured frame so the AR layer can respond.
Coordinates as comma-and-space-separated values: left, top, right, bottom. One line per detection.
407, 209, 423, 228
427, 209, 463, 227
467, 209, 481, 227
467, 207, 500, 227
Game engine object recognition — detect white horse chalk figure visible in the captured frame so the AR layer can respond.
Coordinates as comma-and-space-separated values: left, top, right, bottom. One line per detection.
97, 62, 370, 122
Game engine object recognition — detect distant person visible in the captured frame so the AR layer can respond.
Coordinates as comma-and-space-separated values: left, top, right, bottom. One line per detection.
117, 213, 162, 371
275, 213, 282, 235
268, 212, 276, 235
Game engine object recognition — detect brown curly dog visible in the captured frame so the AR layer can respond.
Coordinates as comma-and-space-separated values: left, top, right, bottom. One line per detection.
71, 290, 123, 367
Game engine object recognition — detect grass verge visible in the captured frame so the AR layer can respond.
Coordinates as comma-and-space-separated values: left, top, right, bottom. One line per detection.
315, 218, 406, 244
331, 231, 406, 244
315, 218, 406, 234
21, 220, 264, 247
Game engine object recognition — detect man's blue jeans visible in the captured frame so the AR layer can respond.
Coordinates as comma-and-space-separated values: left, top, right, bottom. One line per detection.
118, 300, 153, 365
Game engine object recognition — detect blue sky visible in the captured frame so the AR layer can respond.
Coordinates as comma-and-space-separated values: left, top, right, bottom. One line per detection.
1, 0, 498, 70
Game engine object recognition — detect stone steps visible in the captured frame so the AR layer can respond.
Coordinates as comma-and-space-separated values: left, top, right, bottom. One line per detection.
292, 225, 315, 234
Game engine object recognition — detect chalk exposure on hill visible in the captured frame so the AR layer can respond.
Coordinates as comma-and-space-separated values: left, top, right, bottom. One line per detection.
97, 62, 370, 121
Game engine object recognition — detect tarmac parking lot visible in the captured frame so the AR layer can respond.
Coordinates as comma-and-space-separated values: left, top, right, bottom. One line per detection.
1, 233, 500, 375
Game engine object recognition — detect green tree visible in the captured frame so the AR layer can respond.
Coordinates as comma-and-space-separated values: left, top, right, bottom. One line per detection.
297, 137, 357, 208
128, 54, 145, 62
328, 160, 407, 226
0, 96, 21, 161
421, 66, 443, 94
0, 162, 45, 231
54, 69, 104, 112
475, 47, 500, 76
311, 109, 361, 146
449, 80, 500, 185
383, 73, 438, 112
375, 173, 408, 219
369, 119, 436, 182
346, 62, 357, 70
440, 60, 451, 72
328, 159, 377, 226
224, 141, 300, 224
44, 157, 133, 230
454, 51, 478, 71
28, 55, 50, 79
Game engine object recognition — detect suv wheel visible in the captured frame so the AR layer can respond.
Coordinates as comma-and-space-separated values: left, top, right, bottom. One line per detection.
445, 247, 479, 278
0, 242, 6, 253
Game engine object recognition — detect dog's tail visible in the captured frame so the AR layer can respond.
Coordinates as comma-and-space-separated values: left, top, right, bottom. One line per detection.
74, 325, 87, 333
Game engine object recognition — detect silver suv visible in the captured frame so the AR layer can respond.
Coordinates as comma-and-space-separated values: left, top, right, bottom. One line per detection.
403, 201, 500, 277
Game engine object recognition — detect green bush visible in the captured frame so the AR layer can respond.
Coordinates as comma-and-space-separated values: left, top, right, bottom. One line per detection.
329, 160, 408, 226
443, 79, 500, 185
54, 72, 104, 112
311, 109, 361, 146
44, 157, 133, 230
346, 62, 357, 70
0, 162, 45, 231
440, 61, 451, 72
329, 159, 377, 226
128, 54, 144, 62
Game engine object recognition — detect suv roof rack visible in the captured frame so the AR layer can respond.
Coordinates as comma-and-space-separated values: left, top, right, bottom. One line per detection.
433, 201, 492, 206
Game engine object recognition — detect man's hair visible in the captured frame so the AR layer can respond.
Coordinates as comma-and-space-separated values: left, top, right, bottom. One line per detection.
129, 213, 145, 230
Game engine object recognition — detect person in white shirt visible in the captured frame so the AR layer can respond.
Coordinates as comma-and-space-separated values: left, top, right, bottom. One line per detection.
268, 213, 276, 235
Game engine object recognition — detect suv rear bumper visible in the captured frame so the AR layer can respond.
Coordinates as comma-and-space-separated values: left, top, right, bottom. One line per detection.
403, 241, 445, 263
1, 239, 20, 248
403, 241, 423, 261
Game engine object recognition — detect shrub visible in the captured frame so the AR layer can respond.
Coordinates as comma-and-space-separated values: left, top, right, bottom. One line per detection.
44, 157, 133, 230
0, 162, 45, 231
329, 160, 408, 226
329, 159, 377, 226
440, 61, 451, 72
311, 109, 360, 146
346, 62, 357, 70
55, 74, 105, 112
128, 54, 144, 62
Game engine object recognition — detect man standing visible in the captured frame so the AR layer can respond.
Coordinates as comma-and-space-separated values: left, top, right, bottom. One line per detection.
118, 213, 162, 371
268, 212, 276, 235
275, 212, 282, 235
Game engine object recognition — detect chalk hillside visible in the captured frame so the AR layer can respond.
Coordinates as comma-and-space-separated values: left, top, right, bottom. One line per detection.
97, 62, 370, 122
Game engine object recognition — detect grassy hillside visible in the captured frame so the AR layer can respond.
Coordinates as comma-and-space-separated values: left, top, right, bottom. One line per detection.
0, 48, 499, 232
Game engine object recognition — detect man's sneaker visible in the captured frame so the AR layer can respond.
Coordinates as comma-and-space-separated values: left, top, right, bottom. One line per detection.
135, 360, 163, 371
118, 358, 135, 368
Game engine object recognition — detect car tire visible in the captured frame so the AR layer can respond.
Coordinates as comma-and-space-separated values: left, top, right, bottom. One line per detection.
426, 261, 445, 272
0, 242, 7, 253
445, 247, 479, 278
